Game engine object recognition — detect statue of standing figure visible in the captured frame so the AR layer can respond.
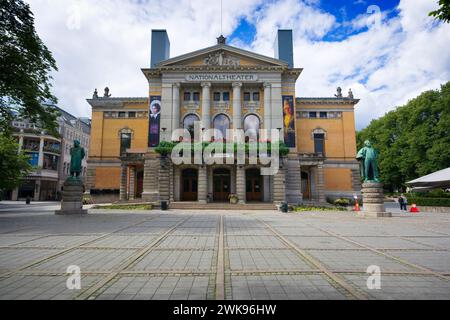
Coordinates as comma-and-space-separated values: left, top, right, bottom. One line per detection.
356, 140, 380, 182
70, 140, 86, 179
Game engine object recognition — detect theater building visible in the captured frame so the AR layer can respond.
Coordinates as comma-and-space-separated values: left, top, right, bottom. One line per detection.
86, 30, 361, 205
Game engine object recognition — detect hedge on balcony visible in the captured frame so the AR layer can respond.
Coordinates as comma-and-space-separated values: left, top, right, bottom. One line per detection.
154, 141, 290, 157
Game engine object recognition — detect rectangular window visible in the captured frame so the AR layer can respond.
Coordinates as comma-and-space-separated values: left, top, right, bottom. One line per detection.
214, 92, 221, 102
118, 112, 126, 118
244, 92, 251, 102
253, 92, 260, 101
314, 134, 325, 155
309, 112, 317, 118
128, 112, 136, 118
193, 92, 200, 102
184, 92, 191, 101
222, 92, 230, 102
320, 112, 327, 119
120, 133, 132, 155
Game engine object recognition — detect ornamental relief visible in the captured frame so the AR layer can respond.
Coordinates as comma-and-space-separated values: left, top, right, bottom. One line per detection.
204, 51, 240, 67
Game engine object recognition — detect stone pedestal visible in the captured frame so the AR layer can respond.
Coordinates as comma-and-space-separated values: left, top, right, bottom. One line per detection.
55, 178, 88, 215
360, 182, 391, 218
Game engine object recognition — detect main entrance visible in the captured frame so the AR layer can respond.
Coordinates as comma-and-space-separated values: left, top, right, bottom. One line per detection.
301, 172, 311, 200
246, 169, 263, 202
181, 169, 198, 201
213, 169, 231, 202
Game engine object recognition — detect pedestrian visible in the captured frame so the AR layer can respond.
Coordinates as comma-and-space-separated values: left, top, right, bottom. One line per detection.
402, 194, 408, 211
398, 194, 404, 211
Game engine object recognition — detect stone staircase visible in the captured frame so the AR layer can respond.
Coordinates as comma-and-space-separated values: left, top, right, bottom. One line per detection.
169, 202, 278, 210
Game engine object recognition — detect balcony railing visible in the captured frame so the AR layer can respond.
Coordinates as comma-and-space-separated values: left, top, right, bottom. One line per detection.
213, 101, 230, 111
183, 101, 200, 110
243, 101, 260, 110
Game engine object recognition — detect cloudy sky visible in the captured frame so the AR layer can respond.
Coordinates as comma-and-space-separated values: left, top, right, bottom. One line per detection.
27, 0, 450, 129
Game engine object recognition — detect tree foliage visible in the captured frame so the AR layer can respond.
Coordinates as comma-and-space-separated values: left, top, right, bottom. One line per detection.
0, 134, 32, 192
0, 0, 59, 136
357, 82, 450, 191
429, 0, 450, 23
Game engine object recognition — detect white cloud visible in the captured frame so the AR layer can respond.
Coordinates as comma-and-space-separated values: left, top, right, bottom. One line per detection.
27, 0, 449, 130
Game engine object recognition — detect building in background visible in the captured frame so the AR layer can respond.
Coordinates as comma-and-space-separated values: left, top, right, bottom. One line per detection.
7, 105, 91, 201
86, 29, 360, 204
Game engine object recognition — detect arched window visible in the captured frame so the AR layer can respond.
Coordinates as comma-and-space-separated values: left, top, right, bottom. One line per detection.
183, 114, 199, 141
213, 114, 230, 141
244, 114, 260, 142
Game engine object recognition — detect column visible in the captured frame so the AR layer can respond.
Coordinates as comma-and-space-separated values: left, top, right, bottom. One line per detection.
273, 159, 286, 203
201, 82, 211, 130
198, 165, 207, 204
120, 164, 128, 201
12, 188, 19, 201
263, 83, 272, 131
34, 180, 41, 201
38, 136, 45, 168
172, 83, 181, 131
129, 166, 136, 201
236, 166, 246, 204
271, 83, 284, 142
232, 82, 242, 129
142, 150, 160, 202
317, 164, 326, 203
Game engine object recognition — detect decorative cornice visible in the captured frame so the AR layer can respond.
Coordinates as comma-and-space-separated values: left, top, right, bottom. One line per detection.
87, 97, 148, 109
297, 97, 360, 105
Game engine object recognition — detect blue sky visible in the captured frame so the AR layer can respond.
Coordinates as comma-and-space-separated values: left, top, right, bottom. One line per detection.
27, 0, 449, 130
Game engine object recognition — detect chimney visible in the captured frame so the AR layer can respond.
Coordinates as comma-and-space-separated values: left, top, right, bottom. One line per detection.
274, 29, 294, 68
151, 30, 170, 68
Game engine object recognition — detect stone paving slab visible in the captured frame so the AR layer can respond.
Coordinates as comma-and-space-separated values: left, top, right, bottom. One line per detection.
228, 249, 314, 271
13, 235, 100, 248
129, 250, 215, 272
228, 274, 350, 300
0, 235, 44, 247
93, 275, 211, 300
346, 236, 433, 250
157, 235, 216, 249
342, 274, 450, 300
287, 236, 361, 250
29, 249, 139, 272
404, 237, 450, 249
384, 250, 450, 273
82, 235, 159, 249
306, 250, 417, 272
226, 235, 288, 249
0, 275, 101, 300
0, 248, 61, 272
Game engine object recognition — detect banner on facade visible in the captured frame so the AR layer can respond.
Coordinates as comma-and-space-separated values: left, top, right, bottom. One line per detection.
283, 95, 296, 148
148, 96, 161, 147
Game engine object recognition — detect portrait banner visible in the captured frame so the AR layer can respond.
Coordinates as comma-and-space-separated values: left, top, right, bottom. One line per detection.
282, 96, 296, 148
148, 96, 162, 147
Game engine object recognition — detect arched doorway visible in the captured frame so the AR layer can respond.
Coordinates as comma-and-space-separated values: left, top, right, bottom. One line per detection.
213, 168, 231, 202
301, 172, 311, 200
246, 169, 263, 202
181, 168, 198, 201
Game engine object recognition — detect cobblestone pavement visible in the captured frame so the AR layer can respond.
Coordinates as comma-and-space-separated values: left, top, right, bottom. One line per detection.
0, 203, 450, 300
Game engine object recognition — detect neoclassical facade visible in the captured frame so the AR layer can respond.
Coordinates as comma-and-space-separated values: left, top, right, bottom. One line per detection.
86, 30, 361, 205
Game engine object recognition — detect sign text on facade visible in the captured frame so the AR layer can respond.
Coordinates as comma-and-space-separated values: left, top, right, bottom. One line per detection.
186, 74, 258, 82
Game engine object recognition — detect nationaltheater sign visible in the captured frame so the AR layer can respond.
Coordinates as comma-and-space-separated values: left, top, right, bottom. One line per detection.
185, 74, 259, 82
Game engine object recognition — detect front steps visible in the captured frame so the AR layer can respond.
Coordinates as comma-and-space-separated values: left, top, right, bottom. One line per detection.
169, 202, 278, 210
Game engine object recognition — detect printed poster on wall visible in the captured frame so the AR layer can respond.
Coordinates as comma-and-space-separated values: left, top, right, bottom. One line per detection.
283, 95, 296, 148
148, 96, 161, 147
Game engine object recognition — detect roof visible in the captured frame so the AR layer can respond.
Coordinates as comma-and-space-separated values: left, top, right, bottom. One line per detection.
297, 97, 360, 105
406, 168, 450, 188
53, 105, 91, 135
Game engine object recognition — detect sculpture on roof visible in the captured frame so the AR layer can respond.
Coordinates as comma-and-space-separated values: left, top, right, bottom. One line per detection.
204, 51, 240, 67
348, 89, 354, 99
335, 87, 343, 98
103, 87, 111, 98
93, 89, 98, 99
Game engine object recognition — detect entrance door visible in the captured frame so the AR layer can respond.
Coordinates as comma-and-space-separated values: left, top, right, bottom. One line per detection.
301, 172, 311, 200
213, 169, 231, 202
181, 169, 198, 201
246, 169, 263, 202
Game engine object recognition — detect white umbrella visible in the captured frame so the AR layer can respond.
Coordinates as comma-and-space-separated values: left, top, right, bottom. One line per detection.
406, 167, 450, 189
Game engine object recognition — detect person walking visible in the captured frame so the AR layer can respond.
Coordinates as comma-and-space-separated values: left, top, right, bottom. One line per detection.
398, 195, 404, 211
402, 194, 408, 211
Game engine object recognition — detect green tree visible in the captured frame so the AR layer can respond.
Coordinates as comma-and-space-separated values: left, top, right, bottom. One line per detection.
0, 134, 32, 194
357, 82, 450, 191
0, 0, 59, 136
429, 0, 450, 23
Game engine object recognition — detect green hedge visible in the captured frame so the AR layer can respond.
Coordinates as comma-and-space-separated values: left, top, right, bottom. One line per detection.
407, 197, 450, 207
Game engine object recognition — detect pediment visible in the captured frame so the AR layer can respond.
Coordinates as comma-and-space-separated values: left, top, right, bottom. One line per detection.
157, 44, 288, 69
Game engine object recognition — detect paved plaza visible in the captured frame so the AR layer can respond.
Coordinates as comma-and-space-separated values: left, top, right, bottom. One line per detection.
0, 202, 450, 300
